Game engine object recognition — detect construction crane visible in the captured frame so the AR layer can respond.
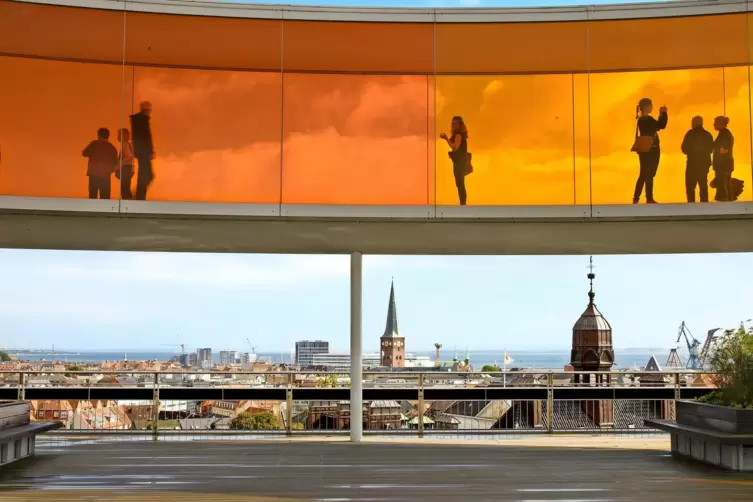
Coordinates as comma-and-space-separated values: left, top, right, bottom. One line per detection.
676, 322, 702, 370
245, 338, 258, 363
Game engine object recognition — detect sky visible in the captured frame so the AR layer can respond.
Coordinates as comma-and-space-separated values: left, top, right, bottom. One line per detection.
1, 250, 751, 353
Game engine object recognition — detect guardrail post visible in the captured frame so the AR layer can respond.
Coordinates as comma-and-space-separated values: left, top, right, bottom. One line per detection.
17, 372, 25, 401
546, 372, 553, 434
152, 372, 159, 440
417, 373, 424, 438
286, 373, 293, 436
672, 372, 681, 420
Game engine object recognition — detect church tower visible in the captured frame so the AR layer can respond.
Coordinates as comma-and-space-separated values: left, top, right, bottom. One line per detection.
380, 280, 405, 368
570, 256, 614, 385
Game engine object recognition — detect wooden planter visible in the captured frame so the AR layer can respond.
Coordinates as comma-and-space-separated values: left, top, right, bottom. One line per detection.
647, 400, 753, 471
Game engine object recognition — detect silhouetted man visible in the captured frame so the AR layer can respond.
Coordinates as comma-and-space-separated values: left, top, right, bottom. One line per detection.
681, 116, 714, 202
82, 127, 118, 200
130, 101, 155, 201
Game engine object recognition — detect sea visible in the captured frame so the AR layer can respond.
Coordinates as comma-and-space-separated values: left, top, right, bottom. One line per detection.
9, 349, 672, 370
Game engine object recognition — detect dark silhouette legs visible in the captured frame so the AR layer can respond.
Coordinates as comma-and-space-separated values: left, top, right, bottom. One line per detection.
685, 168, 709, 202
88, 175, 111, 200
634, 150, 660, 203
120, 165, 134, 200
454, 169, 467, 206
135, 156, 154, 201
715, 171, 732, 201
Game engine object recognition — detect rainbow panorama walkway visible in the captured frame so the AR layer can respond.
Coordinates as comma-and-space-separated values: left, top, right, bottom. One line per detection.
0, 436, 751, 501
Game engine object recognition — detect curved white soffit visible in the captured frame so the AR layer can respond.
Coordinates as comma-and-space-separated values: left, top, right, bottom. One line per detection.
9, 0, 753, 23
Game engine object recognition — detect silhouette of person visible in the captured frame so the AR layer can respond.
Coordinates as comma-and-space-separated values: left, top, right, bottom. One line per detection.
440, 116, 469, 206
117, 128, 134, 200
681, 116, 714, 203
82, 127, 118, 200
633, 98, 668, 204
712, 116, 734, 202
130, 101, 155, 201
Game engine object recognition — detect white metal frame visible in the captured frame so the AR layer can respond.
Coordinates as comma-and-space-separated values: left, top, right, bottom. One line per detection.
8, 0, 753, 22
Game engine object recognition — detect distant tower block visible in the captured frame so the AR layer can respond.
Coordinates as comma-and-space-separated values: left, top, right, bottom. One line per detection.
570, 256, 614, 385
434, 343, 442, 366
380, 280, 405, 368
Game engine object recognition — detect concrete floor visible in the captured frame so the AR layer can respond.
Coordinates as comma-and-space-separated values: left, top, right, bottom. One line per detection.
0, 436, 752, 501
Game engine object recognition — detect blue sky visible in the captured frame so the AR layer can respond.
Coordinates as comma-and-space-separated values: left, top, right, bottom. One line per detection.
0, 250, 751, 352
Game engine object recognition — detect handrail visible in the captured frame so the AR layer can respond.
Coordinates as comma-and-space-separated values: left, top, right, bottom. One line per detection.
0, 369, 716, 376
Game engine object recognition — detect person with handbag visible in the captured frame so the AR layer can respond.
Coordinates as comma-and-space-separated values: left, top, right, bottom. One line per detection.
631, 98, 668, 204
712, 116, 734, 202
440, 115, 470, 205
681, 116, 714, 202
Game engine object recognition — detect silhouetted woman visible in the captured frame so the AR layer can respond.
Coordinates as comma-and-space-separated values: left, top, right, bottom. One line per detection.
634, 98, 668, 204
440, 116, 469, 205
117, 128, 134, 200
712, 116, 734, 202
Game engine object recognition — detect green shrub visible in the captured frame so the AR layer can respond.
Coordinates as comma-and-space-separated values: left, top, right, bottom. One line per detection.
229, 411, 281, 430
704, 326, 753, 408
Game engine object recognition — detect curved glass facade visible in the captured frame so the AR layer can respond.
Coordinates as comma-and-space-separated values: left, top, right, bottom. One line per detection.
0, 0, 751, 206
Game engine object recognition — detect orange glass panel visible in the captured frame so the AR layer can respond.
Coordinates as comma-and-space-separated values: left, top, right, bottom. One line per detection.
125, 12, 281, 70
436, 22, 588, 74
435, 75, 575, 206
0, 1, 123, 62
0, 56, 123, 198
589, 68, 726, 204
589, 14, 747, 72
282, 21, 433, 73
282, 73, 430, 205
122, 66, 281, 203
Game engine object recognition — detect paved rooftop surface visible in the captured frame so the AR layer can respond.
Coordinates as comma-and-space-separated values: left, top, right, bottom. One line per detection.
0, 436, 751, 501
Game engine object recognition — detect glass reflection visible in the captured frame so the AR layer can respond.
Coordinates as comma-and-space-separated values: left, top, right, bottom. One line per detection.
435, 75, 575, 206
281, 73, 430, 205
0, 56, 123, 198
122, 66, 282, 203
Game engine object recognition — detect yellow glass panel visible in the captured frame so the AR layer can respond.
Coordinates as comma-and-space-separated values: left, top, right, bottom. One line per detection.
727, 66, 752, 202
122, 66, 281, 203
282, 73, 430, 205
435, 75, 575, 205
589, 68, 726, 204
0, 56, 123, 198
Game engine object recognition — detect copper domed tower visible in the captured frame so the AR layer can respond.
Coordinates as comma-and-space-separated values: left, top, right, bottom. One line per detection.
570, 257, 614, 385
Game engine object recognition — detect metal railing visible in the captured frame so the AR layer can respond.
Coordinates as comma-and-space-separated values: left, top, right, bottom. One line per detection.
0, 370, 715, 437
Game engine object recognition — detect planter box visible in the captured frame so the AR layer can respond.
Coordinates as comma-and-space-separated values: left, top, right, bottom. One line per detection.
0, 402, 30, 430
677, 400, 753, 434
646, 400, 753, 472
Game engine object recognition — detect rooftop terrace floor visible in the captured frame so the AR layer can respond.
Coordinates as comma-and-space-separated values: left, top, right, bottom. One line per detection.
0, 435, 751, 501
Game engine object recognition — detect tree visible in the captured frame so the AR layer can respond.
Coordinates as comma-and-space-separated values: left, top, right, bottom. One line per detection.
481, 365, 500, 373
0, 351, 10, 362
700, 325, 753, 408
229, 411, 281, 430
65, 365, 86, 377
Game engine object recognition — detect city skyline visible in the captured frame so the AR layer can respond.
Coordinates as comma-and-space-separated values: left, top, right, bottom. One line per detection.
1, 250, 751, 352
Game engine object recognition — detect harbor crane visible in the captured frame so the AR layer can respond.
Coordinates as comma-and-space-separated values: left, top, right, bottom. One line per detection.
676, 322, 702, 370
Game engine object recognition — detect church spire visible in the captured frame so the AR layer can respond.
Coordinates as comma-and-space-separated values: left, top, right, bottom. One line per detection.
587, 255, 596, 305
382, 279, 401, 338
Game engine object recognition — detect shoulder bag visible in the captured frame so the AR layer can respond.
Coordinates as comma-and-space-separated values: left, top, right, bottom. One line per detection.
631, 120, 654, 153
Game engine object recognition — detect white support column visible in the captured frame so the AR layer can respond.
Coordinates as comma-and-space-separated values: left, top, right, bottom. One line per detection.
350, 252, 363, 443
